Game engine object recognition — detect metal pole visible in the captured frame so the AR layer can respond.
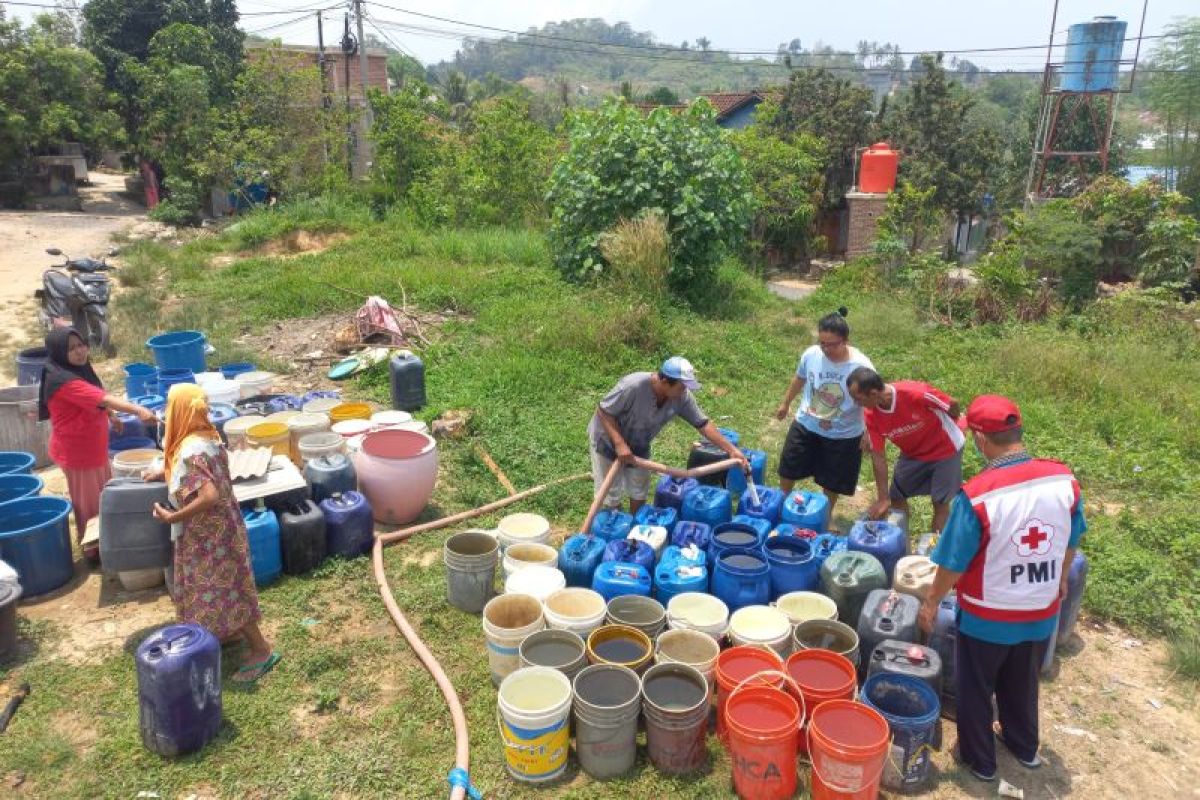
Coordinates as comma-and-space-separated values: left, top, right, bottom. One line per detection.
342, 13, 354, 178
354, 0, 373, 174
316, 11, 330, 167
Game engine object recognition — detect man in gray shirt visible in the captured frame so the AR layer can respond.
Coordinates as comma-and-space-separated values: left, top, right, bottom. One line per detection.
588, 356, 746, 513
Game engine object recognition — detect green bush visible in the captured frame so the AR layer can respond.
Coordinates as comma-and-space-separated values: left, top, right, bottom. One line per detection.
730, 126, 824, 264
1007, 200, 1103, 309
598, 210, 671, 303
547, 98, 754, 288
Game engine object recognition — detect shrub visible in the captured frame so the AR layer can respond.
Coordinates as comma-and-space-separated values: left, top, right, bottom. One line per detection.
547, 98, 754, 288
1007, 200, 1103, 309
973, 244, 1050, 323
599, 210, 671, 303
1139, 212, 1200, 287
730, 126, 825, 264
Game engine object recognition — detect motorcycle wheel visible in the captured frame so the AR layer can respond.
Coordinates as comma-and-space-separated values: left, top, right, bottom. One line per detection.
97, 318, 115, 358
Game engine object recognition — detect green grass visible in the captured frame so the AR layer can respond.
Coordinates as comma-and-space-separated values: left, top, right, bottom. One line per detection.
5, 205, 1198, 796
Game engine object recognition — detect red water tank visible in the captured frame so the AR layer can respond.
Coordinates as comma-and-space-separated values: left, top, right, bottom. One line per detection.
859, 142, 899, 194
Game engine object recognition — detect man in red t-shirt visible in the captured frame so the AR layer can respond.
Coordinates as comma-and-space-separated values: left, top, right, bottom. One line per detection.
848, 367, 964, 532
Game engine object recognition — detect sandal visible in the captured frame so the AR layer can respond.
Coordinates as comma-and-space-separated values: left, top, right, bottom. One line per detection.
993, 722, 1042, 768
231, 651, 281, 684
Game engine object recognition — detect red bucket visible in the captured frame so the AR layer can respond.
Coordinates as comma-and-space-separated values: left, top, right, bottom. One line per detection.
808, 699, 890, 800
726, 685, 801, 800
785, 649, 857, 755
715, 646, 783, 741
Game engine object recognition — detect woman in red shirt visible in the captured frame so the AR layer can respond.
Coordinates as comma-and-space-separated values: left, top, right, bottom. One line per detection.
38, 328, 157, 560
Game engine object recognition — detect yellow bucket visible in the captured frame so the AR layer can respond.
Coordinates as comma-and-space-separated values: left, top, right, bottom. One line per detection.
246, 422, 290, 457
329, 402, 372, 422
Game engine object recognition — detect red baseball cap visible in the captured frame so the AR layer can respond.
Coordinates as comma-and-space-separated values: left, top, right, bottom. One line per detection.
966, 395, 1022, 433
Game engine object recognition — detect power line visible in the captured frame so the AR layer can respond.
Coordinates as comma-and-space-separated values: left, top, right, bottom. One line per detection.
0, 0, 341, 16
366, 0, 1189, 60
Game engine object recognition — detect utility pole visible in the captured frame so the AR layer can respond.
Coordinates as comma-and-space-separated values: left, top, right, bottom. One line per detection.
341, 13, 357, 178
354, 0, 373, 175
316, 11, 330, 168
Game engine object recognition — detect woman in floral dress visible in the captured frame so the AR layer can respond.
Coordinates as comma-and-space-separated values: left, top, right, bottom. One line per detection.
145, 383, 279, 683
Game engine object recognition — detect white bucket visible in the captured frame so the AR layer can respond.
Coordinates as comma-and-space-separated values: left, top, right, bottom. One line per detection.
193, 371, 224, 387
543, 588, 607, 637
773, 591, 839, 626
728, 604, 793, 658
504, 566, 565, 602
502, 543, 559, 579
204, 380, 242, 406
655, 627, 722, 694
370, 409, 412, 426
332, 419, 374, 439
483, 593, 545, 686
303, 397, 341, 415
298, 431, 345, 464
497, 666, 573, 783
893, 555, 937, 602
666, 592, 730, 641
234, 370, 274, 398
111, 448, 162, 479
496, 513, 551, 551
223, 415, 265, 450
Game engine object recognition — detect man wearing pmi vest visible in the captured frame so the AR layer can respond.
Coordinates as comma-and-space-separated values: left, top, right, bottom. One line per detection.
918, 395, 1086, 784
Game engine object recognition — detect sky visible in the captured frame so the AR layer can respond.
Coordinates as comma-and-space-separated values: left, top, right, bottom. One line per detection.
8, 0, 1196, 70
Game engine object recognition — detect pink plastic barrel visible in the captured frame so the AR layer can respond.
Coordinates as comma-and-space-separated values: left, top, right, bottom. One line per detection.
352, 428, 437, 524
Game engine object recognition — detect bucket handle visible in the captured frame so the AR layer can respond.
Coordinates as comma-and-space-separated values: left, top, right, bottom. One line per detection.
727, 669, 807, 740
805, 714, 892, 794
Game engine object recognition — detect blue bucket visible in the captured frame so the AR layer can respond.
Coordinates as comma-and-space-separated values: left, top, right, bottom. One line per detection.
132, 394, 166, 411
146, 330, 207, 373
219, 362, 255, 380
0, 452, 36, 476
0, 495, 74, 596
764, 536, 818, 598
0, 474, 43, 504
861, 672, 940, 792
157, 368, 195, 398
123, 363, 158, 398
15, 347, 49, 386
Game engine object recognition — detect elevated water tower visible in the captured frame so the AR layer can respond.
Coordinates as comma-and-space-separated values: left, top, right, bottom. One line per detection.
1024, 3, 1149, 201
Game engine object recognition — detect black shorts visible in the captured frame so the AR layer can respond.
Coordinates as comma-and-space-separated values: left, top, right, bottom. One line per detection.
777, 421, 863, 497
890, 450, 964, 504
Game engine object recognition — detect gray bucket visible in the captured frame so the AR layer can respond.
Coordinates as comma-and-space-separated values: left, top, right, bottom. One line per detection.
519, 629, 587, 681
571, 663, 642, 780
793, 618, 861, 668
443, 530, 498, 613
606, 594, 667, 639
0, 386, 51, 468
641, 662, 710, 774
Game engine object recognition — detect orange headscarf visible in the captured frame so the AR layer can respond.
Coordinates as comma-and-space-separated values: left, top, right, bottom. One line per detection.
162, 383, 222, 482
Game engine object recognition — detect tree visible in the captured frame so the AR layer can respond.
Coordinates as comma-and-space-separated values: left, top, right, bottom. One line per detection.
0, 13, 123, 176
731, 126, 826, 262
547, 98, 754, 286
768, 68, 876, 207
1146, 17, 1200, 211
387, 52, 426, 88
880, 54, 1002, 221
643, 86, 679, 106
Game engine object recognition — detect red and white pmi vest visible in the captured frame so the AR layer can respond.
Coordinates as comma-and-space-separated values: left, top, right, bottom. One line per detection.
957, 459, 1080, 623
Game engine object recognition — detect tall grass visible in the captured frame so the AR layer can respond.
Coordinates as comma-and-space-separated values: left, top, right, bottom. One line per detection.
600, 211, 671, 303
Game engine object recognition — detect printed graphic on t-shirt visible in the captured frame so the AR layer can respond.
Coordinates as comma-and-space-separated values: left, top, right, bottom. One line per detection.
810, 380, 845, 421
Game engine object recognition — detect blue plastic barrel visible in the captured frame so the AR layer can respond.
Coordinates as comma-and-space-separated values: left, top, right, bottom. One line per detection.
671, 520, 711, 551
861, 673, 940, 792
157, 368, 196, 398
15, 347, 48, 386
242, 507, 282, 586
781, 489, 830, 531
0, 452, 36, 476
655, 545, 707, 605
0, 496, 73, 596
110, 412, 147, 441
136, 623, 222, 756
764, 536, 819, 598
680, 485, 733, 529
591, 562, 651, 602
634, 504, 678, 535
146, 330, 207, 373
123, 363, 158, 398
717, 427, 740, 446
559, 534, 606, 587
711, 547, 771, 612
219, 362, 256, 380
320, 491, 374, 558
590, 509, 634, 543
132, 394, 166, 412
730, 513, 772, 544
726, 448, 767, 495
710, 521, 763, 562
602, 538, 654, 573
653, 476, 699, 511
0, 474, 43, 504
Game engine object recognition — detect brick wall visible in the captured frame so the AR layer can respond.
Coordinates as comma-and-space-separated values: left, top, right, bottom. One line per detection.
845, 192, 889, 258
245, 43, 389, 102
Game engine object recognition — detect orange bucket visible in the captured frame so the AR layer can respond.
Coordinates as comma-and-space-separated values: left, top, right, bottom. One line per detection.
807, 699, 890, 800
726, 684, 801, 800
715, 645, 783, 741
785, 649, 857, 755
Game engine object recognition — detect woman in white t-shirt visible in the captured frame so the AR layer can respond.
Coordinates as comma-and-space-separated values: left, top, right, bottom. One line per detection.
774, 308, 874, 530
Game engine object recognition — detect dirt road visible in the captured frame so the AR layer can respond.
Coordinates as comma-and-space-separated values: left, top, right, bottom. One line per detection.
0, 171, 145, 381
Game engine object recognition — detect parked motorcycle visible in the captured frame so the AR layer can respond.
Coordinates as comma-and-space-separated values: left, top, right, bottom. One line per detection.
35, 247, 117, 357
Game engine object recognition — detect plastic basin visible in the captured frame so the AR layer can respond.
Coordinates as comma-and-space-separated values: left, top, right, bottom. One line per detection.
0, 496, 74, 596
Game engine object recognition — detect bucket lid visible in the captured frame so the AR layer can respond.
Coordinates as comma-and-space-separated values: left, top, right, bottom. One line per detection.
504, 566, 565, 597
498, 512, 550, 539
225, 415, 266, 433
303, 398, 342, 414
234, 370, 275, 384
667, 592, 728, 627
729, 605, 790, 641
287, 412, 329, 430
371, 410, 413, 425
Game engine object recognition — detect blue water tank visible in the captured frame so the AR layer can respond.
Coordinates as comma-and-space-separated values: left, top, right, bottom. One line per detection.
781, 490, 830, 531
653, 476, 699, 511
1061, 16, 1127, 92
242, 506, 281, 586
591, 509, 634, 543
559, 534, 606, 587
709, 521, 764, 562
929, 594, 959, 717
711, 547, 771, 612
136, 623, 222, 756
848, 519, 908, 586
763, 535, 819, 598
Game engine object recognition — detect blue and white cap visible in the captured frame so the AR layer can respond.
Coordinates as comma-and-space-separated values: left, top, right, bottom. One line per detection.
661, 356, 700, 390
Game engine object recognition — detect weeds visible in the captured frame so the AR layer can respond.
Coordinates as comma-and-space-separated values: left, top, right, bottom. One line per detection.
600, 210, 671, 303
1169, 632, 1200, 682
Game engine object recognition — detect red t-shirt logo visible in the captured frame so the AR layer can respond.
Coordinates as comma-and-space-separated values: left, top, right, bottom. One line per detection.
1012, 519, 1055, 557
